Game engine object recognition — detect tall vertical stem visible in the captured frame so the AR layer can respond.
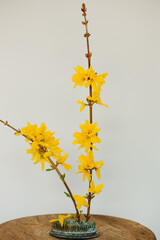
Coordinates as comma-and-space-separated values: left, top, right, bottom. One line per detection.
81, 3, 93, 221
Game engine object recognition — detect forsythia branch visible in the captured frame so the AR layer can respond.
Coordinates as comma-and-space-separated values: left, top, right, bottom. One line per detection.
0, 119, 80, 221
81, 3, 93, 221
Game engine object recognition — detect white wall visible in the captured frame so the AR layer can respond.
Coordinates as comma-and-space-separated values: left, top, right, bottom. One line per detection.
0, 0, 159, 238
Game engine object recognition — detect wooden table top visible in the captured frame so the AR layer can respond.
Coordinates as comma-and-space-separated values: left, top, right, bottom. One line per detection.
0, 214, 156, 240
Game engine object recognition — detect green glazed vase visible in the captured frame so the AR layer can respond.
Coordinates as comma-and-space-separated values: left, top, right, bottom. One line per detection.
50, 219, 99, 239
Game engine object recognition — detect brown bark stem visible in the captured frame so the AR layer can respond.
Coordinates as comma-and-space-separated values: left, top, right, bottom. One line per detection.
81, 3, 93, 222
0, 119, 80, 221
47, 158, 80, 221
0, 120, 22, 134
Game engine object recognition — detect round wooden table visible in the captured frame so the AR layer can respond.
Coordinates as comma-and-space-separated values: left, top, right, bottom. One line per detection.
0, 214, 156, 240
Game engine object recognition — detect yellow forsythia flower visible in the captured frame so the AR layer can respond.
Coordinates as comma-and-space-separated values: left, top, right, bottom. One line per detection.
50, 214, 71, 227
72, 66, 88, 88
17, 122, 62, 171
56, 153, 72, 171
77, 100, 86, 112
77, 150, 103, 181
72, 65, 108, 91
77, 150, 94, 181
88, 181, 103, 194
72, 120, 101, 152
87, 90, 109, 108
73, 195, 89, 209
27, 143, 52, 171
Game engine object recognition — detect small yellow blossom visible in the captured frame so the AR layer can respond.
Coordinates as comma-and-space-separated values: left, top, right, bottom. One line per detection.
84, 67, 108, 91
26, 142, 52, 171
72, 120, 101, 152
77, 150, 94, 181
56, 153, 72, 171
50, 214, 71, 227
72, 65, 108, 91
72, 66, 88, 88
77, 164, 91, 181
73, 195, 89, 209
77, 100, 86, 112
77, 150, 103, 180
88, 181, 103, 194
87, 90, 109, 108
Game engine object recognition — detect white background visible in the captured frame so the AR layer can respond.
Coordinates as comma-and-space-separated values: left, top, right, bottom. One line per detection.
0, 0, 159, 239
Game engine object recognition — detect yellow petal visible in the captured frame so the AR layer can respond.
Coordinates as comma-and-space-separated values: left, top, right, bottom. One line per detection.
65, 214, 72, 219
14, 132, 22, 136
59, 216, 64, 227
77, 100, 83, 104
86, 172, 91, 182
41, 159, 45, 171
62, 163, 72, 171
90, 180, 95, 189
103, 103, 109, 108
80, 104, 85, 112
50, 219, 58, 223
83, 201, 89, 208
77, 203, 82, 209
82, 171, 86, 181
96, 168, 101, 180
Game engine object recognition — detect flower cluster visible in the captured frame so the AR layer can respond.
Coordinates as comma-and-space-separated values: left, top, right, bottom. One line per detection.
15, 122, 71, 171
72, 65, 107, 91
72, 65, 108, 112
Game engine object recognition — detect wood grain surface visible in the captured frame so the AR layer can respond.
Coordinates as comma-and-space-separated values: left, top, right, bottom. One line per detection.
0, 214, 156, 240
